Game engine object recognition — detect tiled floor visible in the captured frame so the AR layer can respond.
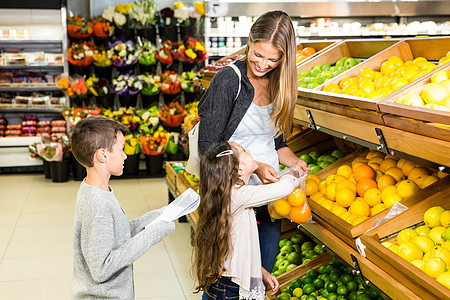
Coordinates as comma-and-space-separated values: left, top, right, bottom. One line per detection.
0, 173, 202, 300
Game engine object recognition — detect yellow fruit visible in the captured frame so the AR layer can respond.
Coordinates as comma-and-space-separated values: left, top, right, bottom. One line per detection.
305, 179, 319, 196
287, 188, 307, 206
268, 205, 283, 219
273, 199, 291, 216
411, 259, 426, 271
368, 163, 380, 171
352, 215, 369, 226
396, 158, 407, 169
375, 170, 384, 182
336, 188, 356, 207
442, 241, 450, 251
381, 185, 397, 201
396, 180, 419, 198
336, 179, 357, 193
424, 258, 446, 278
364, 188, 382, 206
368, 157, 384, 165
385, 167, 405, 182
413, 236, 435, 254
315, 196, 328, 205
391, 78, 409, 91
310, 191, 325, 201
331, 175, 347, 184
421, 83, 449, 105
371, 203, 386, 216
388, 244, 399, 254
429, 226, 446, 245
336, 165, 353, 179
401, 160, 415, 177
440, 79, 450, 95
382, 241, 393, 248
379, 158, 398, 173
331, 205, 347, 217
323, 83, 340, 92
428, 246, 450, 266
326, 175, 336, 185
383, 193, 403, 207
340, 211, 351, 221
377, 174, 396, 191
415, 225, 431, 236
436, 271, 450, 289
408, 167, 431, 181
413, 175, 428, 189
326, 183, 337, 201
348, 200, 370, 217
321, 199, 335, 211
366, 151, 385, 160
424, 206, 446, 228
388, 55, 404, 67
440, 210, 450, 228
397, 242, 423, 262
431, 70, 449, 84
307, 174, 322, 185
397, 228, 419, 245
422, 175, 439, 188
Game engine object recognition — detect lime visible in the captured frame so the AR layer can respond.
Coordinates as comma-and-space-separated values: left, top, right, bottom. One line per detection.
306, 269, 319, 279
300, 295, 308, 300
293, 287, 303, 298
336, 285, 348, 295
283, 285, 293, 295
276, 292, 290, 300
321, 289, 329, 297
340, 273, 353, 285
313, 278, 325, 289
321, 274, 330, 282
348, 291, 358, 300
325, 282, 338, 293
300, 154, 314, 164
328, 292, 338, 300
306, 296, 317, 300
355, 292, 371, 300
367, 288, 380, 298
318, 265, 328, 274
329, 271, 341, 282
291, 278, 302, 289
347, 281, 358, 292
302, 283, 315, 295
302, 275, 313, 285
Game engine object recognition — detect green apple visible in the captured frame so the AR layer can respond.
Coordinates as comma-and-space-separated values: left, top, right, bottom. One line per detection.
279, 238, 290, 248
309, 151, 320, 161
317, 155, 326, 162
299, 70, 310, 77
344, 58, 358, 68
293, 244, 301, 253
331, 150, 344, 159
277, 260, 290, 274
291, 234, 307, 245
301, 241, 315, 252
310, 165, 322, 174
442, 227, 450, 241
286, 263, 298, 272
322, 64, 332, 71
300, 154, 314, 164
314, 243, 326, 255
336, 57, 348, 67
280, 244, 295, 253
276, 251, 289, 261
320, 71, 334, 78
275, 258, 285, 269
319, 161, 332, 169
312, 64, 323, 71
307, 83, 319, 89
320, 76, 332, 84
324, 155, 338, 163
272, 269, 282, 277
288, 252, 303, 265
310, 70, 321, 78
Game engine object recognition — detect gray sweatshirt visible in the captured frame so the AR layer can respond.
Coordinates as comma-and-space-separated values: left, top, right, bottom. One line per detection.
71, 180, 175, 299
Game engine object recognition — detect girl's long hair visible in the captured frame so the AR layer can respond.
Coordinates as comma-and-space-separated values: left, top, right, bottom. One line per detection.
243, 10, 297, 139
192, 142, 241, 293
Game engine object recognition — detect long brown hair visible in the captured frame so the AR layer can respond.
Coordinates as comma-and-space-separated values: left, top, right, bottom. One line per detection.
244, 10, 297, 139
192, 142, 241, 293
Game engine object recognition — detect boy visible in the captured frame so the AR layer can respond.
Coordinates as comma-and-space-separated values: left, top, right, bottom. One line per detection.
70, 116, 175, 299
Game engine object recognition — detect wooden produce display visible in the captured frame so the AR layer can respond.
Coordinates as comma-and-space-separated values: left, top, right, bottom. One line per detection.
295, 40, 343, 67
307, 148, 449, 249
360, 184, 450, 299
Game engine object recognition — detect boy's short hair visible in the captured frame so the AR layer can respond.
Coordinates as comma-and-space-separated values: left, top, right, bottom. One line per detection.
71, 116, 130, 167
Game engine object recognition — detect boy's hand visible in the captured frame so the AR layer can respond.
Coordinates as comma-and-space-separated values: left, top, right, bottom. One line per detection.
262, 267, 279, 296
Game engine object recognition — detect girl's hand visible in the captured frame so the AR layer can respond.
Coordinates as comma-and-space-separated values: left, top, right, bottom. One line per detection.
255, 162, 280, 183
262, 267, 279, 296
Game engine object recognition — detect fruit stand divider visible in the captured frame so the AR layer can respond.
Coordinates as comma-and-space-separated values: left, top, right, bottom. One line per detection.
360, 183, 450, 299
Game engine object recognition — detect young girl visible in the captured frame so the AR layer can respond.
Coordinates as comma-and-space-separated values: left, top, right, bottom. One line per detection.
193, 141, 301, 299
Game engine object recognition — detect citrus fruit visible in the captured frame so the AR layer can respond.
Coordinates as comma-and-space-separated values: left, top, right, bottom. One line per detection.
323, 83, 340, 93
308, 174, 322, 185
340, 211, 351, 221
366, 151, 385, 160
358, 68, 375, 80
352, 215, 369, 226
371, 203, 386, 216
345, 214, 358, 224
428, 246, 450, 266
424, 257, 446, 278
331, 205, 348, 217
319, 181, 327, 194
356, 178, 378, 198
388, 55, 404, 66
431, 70, 449, 84
268, 205, 283, 219
273, 199, 291, 216
408, 167, 430, 181
310, 191, 325, 201
290, 204, 312, 224
336, 165, 353, 179
421, 83, 448, 105
396, 180, 419, 198
368, 156, 384, 165
305, 179, 320, 196
322, 199, 335, 211
397, 228, 418, 245
383, 193, 403, 207
348, 200, 370, 217
363, 188, 382, 206
422, 175, 439, 188
428, 226, 446, 245
353, 164, 376, 182
336, 179, 357, 193
424, 206, 446, 228
440, 210, 450, 228
388, 244, 399, 254
326, 175, 336, 185
301, 47, 316, 57
381, 185, 397, 201
326, 183, 337, 201
288, 188, 307, 206
401, 160, 415, 177
415, 225, 431, 236
411, 259, 426, 271
380, 61, 397, 76
397, 242, 423, 262
377, 174, 396, 190
413, 236, 435, 253
331, 175, 347, 184
436, 271, 450, 289
385, 167, 405, 182
335, 188, 356, 207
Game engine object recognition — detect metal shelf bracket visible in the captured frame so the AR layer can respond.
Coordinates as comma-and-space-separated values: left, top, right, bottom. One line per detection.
375, 128, 390, 155
351, 254, 368, 284
306, 109, 319, 130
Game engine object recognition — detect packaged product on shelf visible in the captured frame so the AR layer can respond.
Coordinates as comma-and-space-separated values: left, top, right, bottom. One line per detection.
0, 71, 13, 85
26, 52, 46, 66
11, 73, 28, 86
45, 53, 63, 66
5, 53, 27, 65
14, 95, 30, 107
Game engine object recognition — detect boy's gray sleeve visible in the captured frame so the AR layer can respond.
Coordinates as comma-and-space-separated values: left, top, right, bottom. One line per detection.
129, 206, 166, 236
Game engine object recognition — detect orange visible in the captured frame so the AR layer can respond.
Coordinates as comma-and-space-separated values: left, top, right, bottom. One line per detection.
377, 174, 396, 190
364, 188, 382, 206
336, 164, 353, 179
331, 175, 347, 184
323, 83, 340, 93
371, 203, 387, 216
366, 151, 385, 160
336, 188, 356, 207
356, 178, 378, 198
401, 160, 416, 177
307, 174, 322, 185
408, 167, 430, 181
301, 47, 316, 57
384, 154, 399, 161
385, 167, 406, 182
321, 199, 335, 211
305, 179, 319, 196
397, 158, 407, 169
422, 175, 439, 188
290, 204, 312, 224
268, 205, 283, 219
336, 179, 357, 193
353, 164, 376, 182
375, 170, 384, 182
397, 180, 419, 198
273, 199, 291, 216
349, 200, 370, 217
310, 191, 325, 201
326, 183, 337, 201
413, 175, 427, 188
368, 163, 380, 172
331, 205, 348, 217
368, 156, 384, 165
352, 215, 369, 226
379, 158, 398, 173
287, 188, 307, 206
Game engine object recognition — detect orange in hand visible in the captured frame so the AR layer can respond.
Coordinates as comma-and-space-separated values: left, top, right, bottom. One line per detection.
287, 188, 306, 206
290, 203, 312, 224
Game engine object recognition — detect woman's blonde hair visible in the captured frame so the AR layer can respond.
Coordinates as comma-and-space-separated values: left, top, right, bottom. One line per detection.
244, 10, 297, 139
192, 142, 242, 293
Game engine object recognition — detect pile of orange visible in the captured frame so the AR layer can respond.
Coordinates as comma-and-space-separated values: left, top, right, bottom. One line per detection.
296, 47, 316, 64
308, 150, 447, 226
321, 54, 450, 100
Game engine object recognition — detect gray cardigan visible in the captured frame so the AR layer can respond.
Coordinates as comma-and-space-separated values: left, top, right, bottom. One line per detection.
71, 181, 175, 299
198, 59, 288, 155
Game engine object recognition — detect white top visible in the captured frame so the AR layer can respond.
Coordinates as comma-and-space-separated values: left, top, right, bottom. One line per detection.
222, 175, 299, 299
230, 102, 279, 185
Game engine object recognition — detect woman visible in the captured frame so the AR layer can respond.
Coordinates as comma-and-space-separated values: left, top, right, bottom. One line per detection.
197, 10, 309, 274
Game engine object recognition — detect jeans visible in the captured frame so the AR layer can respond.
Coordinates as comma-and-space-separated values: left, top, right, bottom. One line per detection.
256, 205, 282, 273
202, 277, 239, 300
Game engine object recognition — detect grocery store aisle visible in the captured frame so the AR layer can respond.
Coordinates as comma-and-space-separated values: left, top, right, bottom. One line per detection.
0, 173, 202, 300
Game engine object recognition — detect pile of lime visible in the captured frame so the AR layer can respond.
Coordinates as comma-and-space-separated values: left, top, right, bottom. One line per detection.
272, 234, 326, 277
298, 57, 361, 89
299, 150, 344, 175
276, 257, 383, 300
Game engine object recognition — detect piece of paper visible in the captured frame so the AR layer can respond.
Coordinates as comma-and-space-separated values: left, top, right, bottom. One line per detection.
145, 188, 200, 228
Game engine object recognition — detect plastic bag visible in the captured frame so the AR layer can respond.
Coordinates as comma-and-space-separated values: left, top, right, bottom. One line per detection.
268, 165, 314, 224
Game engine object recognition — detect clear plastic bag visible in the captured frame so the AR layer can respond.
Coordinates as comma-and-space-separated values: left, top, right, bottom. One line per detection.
268, 165, 314, 224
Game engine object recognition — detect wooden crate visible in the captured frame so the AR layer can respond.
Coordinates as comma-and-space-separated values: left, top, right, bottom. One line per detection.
309, 148, 450, 249
165, 161, 177, 192
379, 62, 450, 126
296, 40, 343, 68
404, 36, 450, 61
360, 184, 450, 300
265, 252, 334, 299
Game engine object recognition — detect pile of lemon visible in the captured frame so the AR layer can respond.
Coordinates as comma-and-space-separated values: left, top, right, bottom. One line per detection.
308, 150, 447, 226
382, 206, 450, 289
322, 52, 450, 100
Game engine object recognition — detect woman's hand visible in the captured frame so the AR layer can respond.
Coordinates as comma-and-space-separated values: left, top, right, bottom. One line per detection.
255, 162, 280, 184
293, 158, 310, 173
277, 147, 311, 173
262, 267, 279, 296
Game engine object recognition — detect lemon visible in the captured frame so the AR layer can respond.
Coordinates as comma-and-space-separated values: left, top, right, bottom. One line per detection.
398, 242, 423, 262
411, 259, 426, 271
440, 210, 450, 228
381, 186, 397, 202
326, 183, 337, 201
381, 241, 393, 248
383, 193, 403, 207
429, 246, 450, 266
371, 203, 386, 216
424, 257, 446, 278
331, 205, 347, 217
340, 211, 351, 221
352, 215, 369, 226
431, 70, 449, 84
336, 164, 353, 179
436, 271, 450, 289
310, 191, 325, 202
421, 83, 449, 105
442, 241, 450, 251
388, 244, 399, 254
413, 236, 435, 254
397, 228, 418, 245
424, 206, 446, 228
415, 225, 431, 236
396, 180, 419, 198
429, 226, 446, 245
